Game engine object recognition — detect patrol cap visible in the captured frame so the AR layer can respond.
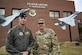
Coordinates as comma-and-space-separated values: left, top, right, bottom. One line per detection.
38, 18, 45, 24
19, 12, 27, 17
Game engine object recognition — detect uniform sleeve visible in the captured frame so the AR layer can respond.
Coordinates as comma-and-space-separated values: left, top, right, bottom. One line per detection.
5, 29, 20, 54
27, 30, 35, 53
51, 30, 60, 55
32, 33, 38, 55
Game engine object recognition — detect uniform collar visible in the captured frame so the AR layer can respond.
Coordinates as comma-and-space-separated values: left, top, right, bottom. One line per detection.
17, 24, 27, 32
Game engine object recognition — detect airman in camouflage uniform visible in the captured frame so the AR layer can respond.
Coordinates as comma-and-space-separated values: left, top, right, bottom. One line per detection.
33, 18, 60, 55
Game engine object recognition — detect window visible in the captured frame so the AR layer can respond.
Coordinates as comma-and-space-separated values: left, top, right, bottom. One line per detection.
49, 10, 60, 18
11, 9, 21, 28
77, 19, 81, 23
63, 11, 72, 17
0, 8, 5, 15
12, 9, 21, 15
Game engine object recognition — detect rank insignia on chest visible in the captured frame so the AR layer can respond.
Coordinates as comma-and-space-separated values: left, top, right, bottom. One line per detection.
24, 32, 30, 35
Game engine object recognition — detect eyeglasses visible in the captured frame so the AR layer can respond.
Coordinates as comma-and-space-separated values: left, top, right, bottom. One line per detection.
38, 23, 44, 24
20, 17, 27, 19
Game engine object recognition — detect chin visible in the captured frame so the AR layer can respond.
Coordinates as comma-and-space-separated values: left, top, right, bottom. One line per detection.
21, 24, 25, 25
40, 27, 44, 29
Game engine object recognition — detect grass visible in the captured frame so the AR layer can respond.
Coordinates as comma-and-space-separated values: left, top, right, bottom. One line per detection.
0, 41, 82, 55
60, 41, 82, 55
60, 45, 82, 55
61, 47, 81, 55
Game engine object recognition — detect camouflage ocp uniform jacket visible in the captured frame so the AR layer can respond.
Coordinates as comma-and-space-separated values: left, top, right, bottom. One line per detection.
33, 28, 60, 55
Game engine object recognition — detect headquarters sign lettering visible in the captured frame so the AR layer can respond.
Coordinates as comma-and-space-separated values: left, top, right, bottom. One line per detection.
27, 2, 48, 8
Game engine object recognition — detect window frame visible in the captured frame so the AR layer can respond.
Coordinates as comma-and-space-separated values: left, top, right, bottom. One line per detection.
0, 8, 5, 16
12, 8, 21, 15
63, 11, 72, 17
49, 10, 60, 18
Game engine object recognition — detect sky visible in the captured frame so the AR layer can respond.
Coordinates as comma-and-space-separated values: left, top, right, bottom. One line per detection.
67, 0, 82, 12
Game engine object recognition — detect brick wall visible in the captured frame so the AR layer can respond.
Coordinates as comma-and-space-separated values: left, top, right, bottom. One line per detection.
0, 0, 81, 46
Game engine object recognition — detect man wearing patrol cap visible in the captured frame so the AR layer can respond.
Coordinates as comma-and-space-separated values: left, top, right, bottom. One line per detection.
33, 18, 60, 55
38, 18, 45, 24
6, 12, 34, 55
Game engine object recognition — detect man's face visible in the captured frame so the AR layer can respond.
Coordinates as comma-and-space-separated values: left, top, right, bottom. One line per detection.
38, 23, 45, 30
18, 17, 27, 25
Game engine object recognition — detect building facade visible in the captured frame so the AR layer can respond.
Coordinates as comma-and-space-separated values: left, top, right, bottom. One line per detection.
0, 0, 82, 46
